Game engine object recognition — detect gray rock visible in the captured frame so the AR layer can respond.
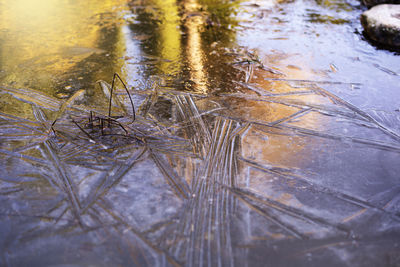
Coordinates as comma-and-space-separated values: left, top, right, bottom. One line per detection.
361, 4, 400, 47
362, 0, 400, 8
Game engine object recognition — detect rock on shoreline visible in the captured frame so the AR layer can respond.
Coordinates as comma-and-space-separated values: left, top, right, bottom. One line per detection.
361, 4, 400, 47
362, 0, 400, 8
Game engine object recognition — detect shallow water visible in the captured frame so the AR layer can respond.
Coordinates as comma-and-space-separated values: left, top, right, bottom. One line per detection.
1, 0, 400, 266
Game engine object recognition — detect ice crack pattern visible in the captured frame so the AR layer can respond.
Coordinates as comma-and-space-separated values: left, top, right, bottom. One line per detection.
1, 63, 400, 266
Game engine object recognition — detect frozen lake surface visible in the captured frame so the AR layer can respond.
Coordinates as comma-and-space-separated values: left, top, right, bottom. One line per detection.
1, 0, 400, 266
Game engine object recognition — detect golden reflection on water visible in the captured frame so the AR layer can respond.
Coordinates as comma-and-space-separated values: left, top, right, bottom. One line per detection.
241, 55, 321, 171
238, 58, 324, 236
1, 0, 320, 166
146, 0, 208, 93
152, 0, 182, 74
183, 0, 208, 94
0, 0, 127, 91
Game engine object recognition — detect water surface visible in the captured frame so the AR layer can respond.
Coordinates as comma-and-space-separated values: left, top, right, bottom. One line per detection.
1, 0, 400, 266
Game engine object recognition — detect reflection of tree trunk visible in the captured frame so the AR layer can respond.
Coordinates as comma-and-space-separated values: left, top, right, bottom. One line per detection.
127, 0, 241, 94
153, 0, 182, 74
182, 0, 208, 94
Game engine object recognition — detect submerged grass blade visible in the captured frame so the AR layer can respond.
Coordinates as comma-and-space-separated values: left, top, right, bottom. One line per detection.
309, 85, 400, 141
232, 190, 307, 239
53, 89, 85, 123
0, 86, 61, 111
96, 199, 182, 267
82, 147, 147, 213
238, 156, 400, 221
150, 150, 191, 199
41, 140, 84, 228
230, 186, 350, 233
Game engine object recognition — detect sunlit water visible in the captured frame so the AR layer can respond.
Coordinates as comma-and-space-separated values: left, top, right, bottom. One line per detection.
1, 0, 400, 266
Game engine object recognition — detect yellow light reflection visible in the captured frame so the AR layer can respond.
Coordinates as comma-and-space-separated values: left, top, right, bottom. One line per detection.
5, 0, 57, 29
0, 0, 127, 90
153, 0, 182, 74
241, 55, 321, 169
183, 0, 208, 94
